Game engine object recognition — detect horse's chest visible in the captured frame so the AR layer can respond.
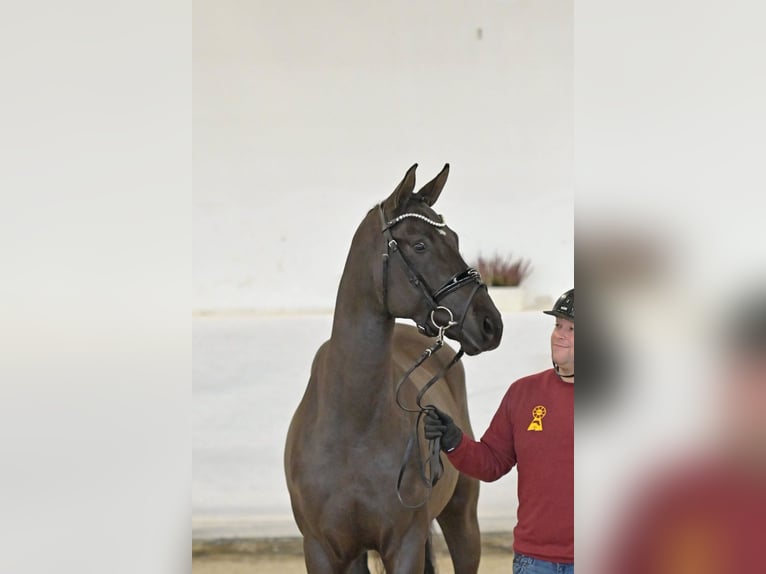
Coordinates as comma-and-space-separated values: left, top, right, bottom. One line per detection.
297, 448, 400, 508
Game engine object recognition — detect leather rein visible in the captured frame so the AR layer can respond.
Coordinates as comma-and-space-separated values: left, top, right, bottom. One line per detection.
377, 204, 484, 508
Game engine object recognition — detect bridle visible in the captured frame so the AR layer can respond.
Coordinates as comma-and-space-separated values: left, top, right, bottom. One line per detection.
378, 204, 484, 338
377, 203, 485, 508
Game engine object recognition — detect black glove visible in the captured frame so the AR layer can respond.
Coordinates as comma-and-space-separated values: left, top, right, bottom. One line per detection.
423, 407, 463, 452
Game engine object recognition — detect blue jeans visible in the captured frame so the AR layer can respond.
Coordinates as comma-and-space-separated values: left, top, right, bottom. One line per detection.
513, 552, 574, 574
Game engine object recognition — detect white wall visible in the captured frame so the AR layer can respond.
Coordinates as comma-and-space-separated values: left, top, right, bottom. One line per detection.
194, 0, 573, 311
193, 0, 572, 538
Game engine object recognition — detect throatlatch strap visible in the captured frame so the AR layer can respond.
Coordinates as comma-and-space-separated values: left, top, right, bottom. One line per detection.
379, 206, 439, 313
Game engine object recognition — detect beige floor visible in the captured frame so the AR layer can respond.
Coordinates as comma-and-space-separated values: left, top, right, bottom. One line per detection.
193, 553, 513, 574
193, 533, 514, 573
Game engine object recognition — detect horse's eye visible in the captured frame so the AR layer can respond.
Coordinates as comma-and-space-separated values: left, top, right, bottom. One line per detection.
413, 242, 427, 253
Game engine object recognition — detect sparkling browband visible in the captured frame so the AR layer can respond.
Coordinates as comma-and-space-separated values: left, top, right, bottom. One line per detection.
385, 212, 447, 229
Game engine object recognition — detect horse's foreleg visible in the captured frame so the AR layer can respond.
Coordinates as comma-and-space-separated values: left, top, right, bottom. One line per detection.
436, 472, 481, 574
348, 552, 371, 574
303, 535, 346, 574
380, 528, 428, 574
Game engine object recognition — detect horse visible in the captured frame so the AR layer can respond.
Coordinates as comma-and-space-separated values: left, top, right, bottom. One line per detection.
284, 163, 503, 573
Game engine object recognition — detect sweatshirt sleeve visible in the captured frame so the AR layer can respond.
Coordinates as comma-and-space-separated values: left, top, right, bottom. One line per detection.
446, 385, 517, 482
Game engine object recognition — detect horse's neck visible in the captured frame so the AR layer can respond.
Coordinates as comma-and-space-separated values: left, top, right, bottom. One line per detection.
322, 214, 397, 424
327, 305, 394, 398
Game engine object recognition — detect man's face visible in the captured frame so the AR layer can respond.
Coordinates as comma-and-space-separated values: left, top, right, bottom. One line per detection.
551, 317, 575, 373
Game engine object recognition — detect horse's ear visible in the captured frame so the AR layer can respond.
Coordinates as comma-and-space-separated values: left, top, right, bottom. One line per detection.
415, 163, 449, 207
385, 163, 418, 212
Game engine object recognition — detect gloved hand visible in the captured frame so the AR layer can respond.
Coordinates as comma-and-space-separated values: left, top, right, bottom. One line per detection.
423, 407, 463, 452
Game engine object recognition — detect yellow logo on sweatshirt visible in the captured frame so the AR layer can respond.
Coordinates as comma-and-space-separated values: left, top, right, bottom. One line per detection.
527, 405, 547, 431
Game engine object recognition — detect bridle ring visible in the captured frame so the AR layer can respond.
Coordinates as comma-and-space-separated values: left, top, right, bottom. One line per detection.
430, 306, 456, 330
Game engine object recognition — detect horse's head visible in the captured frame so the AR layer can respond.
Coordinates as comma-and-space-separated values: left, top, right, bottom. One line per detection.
377, 164, 503, 356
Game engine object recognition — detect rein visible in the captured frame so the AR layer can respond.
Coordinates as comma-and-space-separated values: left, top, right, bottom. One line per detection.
377, 204, 481, 508
393, 324, 465, 509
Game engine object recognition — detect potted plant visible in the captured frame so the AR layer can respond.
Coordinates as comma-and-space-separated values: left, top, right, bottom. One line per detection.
473, 253, 532, 312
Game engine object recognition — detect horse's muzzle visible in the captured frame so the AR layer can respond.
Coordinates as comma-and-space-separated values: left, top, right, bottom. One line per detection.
452, 290, 503, 355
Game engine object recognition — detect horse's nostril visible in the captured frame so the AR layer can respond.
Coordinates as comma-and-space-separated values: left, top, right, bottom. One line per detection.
483, 316, 495, 336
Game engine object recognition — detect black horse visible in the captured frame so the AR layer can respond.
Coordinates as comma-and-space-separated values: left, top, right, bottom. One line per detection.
285, 164, 503, 573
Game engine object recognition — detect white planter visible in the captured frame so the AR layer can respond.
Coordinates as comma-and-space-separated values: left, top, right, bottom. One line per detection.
487, 286, 527, 312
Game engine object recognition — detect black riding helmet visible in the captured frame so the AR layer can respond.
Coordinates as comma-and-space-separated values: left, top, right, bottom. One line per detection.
544, 288, 574, 321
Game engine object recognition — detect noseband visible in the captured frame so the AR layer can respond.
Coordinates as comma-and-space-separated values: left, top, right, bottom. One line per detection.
378, 204, 484, 336
377, 204, 485, 508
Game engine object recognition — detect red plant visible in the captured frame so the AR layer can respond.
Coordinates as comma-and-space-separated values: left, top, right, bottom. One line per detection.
474, 253, 532, 287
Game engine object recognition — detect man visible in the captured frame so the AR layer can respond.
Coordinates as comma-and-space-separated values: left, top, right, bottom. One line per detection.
425, 288, 574, 573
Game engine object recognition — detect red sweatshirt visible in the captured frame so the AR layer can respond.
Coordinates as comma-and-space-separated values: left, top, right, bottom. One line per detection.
447, 368, 574, 563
